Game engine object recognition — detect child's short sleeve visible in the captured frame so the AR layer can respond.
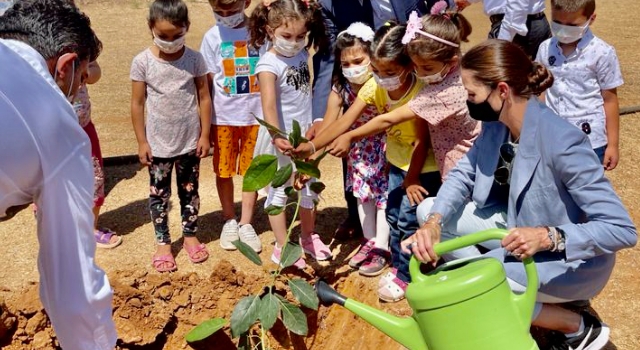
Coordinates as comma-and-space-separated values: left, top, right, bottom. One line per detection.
409, 83, 466, 126
130, 52, 146, 82
193, 51, 209, 78
255, 53, 280, 76
199, 30, 219, 74
595, 45, 623, 91
357, 78, 381, 111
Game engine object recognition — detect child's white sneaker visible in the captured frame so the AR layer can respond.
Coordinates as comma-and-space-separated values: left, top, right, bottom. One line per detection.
220, 219, 239, 250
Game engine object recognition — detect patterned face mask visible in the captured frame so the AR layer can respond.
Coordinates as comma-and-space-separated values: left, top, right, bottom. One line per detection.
214, 11, 245, 28
153, 32, 186, 54
273, 35, 305, 57
342, 63, 371, 85
373, 72, 403, 91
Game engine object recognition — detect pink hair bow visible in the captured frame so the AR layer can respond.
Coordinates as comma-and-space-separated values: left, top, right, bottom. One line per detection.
430, 0, 449, 15
401, 11, 459, 47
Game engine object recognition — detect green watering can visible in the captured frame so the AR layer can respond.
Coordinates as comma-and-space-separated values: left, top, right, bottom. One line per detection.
316, 229, 539, 350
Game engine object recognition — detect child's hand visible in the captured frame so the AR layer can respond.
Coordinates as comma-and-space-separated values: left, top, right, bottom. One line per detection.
402, 177, 429, 206
197, 136, 210, 158
138, 143, 153, 166
293, 142, 314, 159
603, 145, 619, 171
455, 0, 471, 10
328, 135, 350, 158
274, 137, 293, 155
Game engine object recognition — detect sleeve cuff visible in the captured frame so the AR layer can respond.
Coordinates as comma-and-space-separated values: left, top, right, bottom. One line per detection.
497, 26, 517, 41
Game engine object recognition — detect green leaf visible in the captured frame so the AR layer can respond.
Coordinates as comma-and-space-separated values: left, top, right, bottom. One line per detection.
280, 242, 302, 268
185, 318, 226, 342
288, 279, 319, 310
309, 182, 326, 195
294, 160, 321, 178
254, 114, 286, 136
271, 163, 293, 188
284, 186, 295, 196
265, 205, 285, 216
259, 293, 280, 331
276, 295, 308, 336
290, 120, 302, 148
312, 150, 330, 167
243, 155, 278, 192
230, 296, 261, 338
232, 240, 262, 266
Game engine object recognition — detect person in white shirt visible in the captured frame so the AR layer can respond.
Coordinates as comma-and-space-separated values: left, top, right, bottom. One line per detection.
536, 0, 623, 171
0, 1, 117, 349
457, 0, 550, 59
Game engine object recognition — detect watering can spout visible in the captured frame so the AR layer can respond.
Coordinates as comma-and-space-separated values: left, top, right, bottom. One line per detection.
315, 280, 428, 350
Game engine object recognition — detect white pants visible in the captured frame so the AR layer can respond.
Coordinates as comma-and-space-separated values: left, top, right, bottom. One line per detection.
357, 199, 390, 249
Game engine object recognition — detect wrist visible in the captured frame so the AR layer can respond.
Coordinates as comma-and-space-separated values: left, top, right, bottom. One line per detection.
423, 213, 443, 228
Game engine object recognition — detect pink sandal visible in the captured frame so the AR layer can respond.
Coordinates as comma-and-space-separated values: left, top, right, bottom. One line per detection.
152, 254, 177, 273
184, 243, 209, 264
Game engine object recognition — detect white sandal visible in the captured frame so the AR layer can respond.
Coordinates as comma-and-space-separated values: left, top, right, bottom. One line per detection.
378, 268, 397, 288
378, 277, 408, 303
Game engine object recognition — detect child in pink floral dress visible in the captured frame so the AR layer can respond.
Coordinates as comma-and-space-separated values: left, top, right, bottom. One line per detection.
74, 61, 122, 249
314, 23, 390, 277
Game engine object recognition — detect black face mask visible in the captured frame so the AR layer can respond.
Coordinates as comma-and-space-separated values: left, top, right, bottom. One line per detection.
467, 90, 504, 122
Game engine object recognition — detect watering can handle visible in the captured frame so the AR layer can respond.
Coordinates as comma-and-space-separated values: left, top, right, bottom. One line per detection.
408, 228, 539, 322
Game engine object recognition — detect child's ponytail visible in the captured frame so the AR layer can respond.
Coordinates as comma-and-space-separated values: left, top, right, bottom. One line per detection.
305, 0, 329, 53
405, 0, 472, 62
248, 2, 270, 49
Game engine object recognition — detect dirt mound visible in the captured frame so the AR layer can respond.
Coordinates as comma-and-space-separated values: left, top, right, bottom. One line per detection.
0, 260, 408, 350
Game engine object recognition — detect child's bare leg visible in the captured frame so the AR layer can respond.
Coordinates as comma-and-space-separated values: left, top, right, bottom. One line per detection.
216, 176, 235, 220
269, 212, 288, 247
239, 191, 257, 225
299, 207, 316, 239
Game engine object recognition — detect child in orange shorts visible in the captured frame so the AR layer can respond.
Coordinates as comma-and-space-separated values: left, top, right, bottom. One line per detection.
201, 0, 263, 253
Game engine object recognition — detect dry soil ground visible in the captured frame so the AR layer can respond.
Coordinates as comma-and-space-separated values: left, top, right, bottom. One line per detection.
1, 0, 639, 349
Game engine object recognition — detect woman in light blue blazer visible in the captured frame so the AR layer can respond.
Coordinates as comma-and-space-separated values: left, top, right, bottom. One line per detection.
405, 40, 636, 350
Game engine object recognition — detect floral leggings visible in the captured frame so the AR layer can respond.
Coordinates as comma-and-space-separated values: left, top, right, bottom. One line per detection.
148, 151, 200, 244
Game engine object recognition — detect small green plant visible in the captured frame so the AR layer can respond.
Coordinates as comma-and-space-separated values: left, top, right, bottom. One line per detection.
186, 118, 327, 349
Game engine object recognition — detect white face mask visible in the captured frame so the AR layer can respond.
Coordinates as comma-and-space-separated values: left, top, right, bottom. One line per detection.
551, 20, 590, 44
416, 64, 448, 85
153, 32, 186, 54
373, 72, 403, 91
273, 35, 305, 57
214, 11, 245, 28
342, 63, 371, 85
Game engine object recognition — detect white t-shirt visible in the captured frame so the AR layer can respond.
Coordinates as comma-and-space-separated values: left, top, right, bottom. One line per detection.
254, 50, 312, 133
200, 25, 263, 126
468, 0, 545, 40
536, 29, 623, 149
130, 47, 208, 158
0, 39, 116, 350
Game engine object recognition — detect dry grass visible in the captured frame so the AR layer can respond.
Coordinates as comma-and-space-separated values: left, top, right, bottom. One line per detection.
0, 0, 639, 349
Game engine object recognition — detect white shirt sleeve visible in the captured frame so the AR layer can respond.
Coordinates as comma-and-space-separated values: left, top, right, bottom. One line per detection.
35, 146, 117, 350
498, 0, 529, 41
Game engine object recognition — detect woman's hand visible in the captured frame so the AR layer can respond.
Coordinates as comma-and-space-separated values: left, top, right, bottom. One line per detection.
196, 136, 210, 158
292, 142, 314, 159
401, 222, 441, 266
403, 175, 429, 206
502, 227, 552, 260
328, 134, 351, 158
138, 142, 153, 166
274, 137, 293, 155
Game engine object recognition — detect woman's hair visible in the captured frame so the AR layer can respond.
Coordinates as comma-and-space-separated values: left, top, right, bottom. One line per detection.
461, 40, 554, 98
369, 22, 412, 67
332, 30, 372, 93
148, 0, 190, 30
406, 12, 472, 62
248, 0, 328, 52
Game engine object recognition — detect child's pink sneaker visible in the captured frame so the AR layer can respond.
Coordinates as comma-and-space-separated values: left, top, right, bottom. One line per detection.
348, 239, 375, 268
359, 248, 390, 277
378, 267, 398, 288
300, 233, 332, 261
378, 276, 408, 303
271, 243, 306, 269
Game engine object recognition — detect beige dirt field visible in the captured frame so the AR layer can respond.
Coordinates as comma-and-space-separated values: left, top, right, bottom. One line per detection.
1, 0, 640, 349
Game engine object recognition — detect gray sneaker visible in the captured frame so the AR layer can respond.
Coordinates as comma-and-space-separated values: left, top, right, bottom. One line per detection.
239, 224, 262, 253
220, 219, 239, 250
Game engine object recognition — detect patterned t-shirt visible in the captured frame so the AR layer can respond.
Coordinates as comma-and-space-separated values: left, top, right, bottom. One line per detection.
408, 67, 479, 179
200, 25, 263, 126
536, 29, 623, 149
130, 47, 208, 158
255, 50, 312, 133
